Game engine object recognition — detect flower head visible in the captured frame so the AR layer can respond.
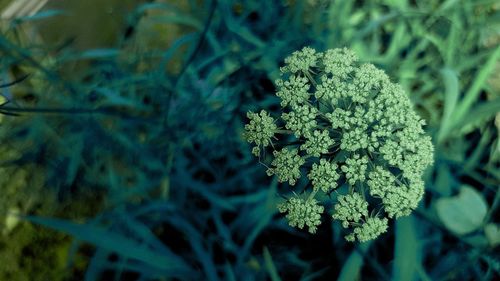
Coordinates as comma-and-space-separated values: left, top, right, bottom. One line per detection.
341, 154, 369, 185
300, 130, 334, 157
332, 193, 369, 228
345, 217, 389, 243
244, 110, 277, 156
323, 47, 358, 78
267, 148, 305, 186
245, 47, 434, 241
281, 46, 319, 74
278, 196, 324, 234
308, 159, 340, 193
276, 75, 311, 108
282, 105, 318, 138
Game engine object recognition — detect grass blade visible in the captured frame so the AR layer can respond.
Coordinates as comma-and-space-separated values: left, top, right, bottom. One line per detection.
437, 67, 459, 142
337, 241, 372, 281
23, 216, 192, 277
454, 45, 500, 126
392, 216, 420, 281
263, 247, 282, 281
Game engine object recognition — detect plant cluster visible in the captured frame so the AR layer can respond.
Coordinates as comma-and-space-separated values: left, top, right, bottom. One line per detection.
245, 47, 434, 242
2, 0, 497, 279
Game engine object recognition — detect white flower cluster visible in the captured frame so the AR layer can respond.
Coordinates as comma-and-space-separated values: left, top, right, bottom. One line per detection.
244, 47, 434, 241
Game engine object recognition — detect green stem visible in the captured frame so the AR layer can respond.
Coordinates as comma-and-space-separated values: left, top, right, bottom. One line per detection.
305, 72, 317, 87
308, 189, 318, 201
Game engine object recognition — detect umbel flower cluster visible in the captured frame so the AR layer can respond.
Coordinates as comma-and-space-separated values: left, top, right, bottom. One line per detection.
244, 47, 434, 242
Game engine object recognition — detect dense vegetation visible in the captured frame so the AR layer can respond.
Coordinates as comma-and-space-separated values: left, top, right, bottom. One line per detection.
0, 0, 498, 280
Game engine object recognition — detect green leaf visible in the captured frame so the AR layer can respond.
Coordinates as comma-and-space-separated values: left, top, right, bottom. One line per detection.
150, 14, 203, 30
384, 24, 408, 63
437, 0, 460, 13
59, 49, 120, 61
437, 67, 459, 142
444, 13, 461, 66
94, 87, 144, 108
337, 241, 372, 281
457, 98, 500, 135
15, 10, 65, 22
454, 45, 500, 126
436, 186, 488, 235
393, 216, 419, 281
263, 247, 282, 281
484, 223, 500, 247
462, 233, 488, 248
22, 216, 191, 277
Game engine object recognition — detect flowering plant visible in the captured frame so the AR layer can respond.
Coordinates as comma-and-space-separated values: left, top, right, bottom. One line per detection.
244, 47, 434, 242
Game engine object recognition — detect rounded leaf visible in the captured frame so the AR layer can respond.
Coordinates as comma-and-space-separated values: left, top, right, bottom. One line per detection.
484, 223, 500, 247
436, 186, 488, 235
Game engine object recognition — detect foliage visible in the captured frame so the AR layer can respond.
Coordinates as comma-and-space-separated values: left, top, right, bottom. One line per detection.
436, 185, 488, 235
0, 0, 499, 280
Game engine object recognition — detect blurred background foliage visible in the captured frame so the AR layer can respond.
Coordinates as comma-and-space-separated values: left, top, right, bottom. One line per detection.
0, 0, 499, 280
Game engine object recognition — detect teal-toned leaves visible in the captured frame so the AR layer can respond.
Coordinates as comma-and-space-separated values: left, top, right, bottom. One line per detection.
437, 67, 459, 143
337, 241, 372, 281
454, 45, 500, 128
12, 10, 65, 22
436, 185, 488, 235
393, 216, 420, 281
70, 48, 120, 60
263, 247, 282, 281
22, 216, 192, 277
484, 223, 500, 247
